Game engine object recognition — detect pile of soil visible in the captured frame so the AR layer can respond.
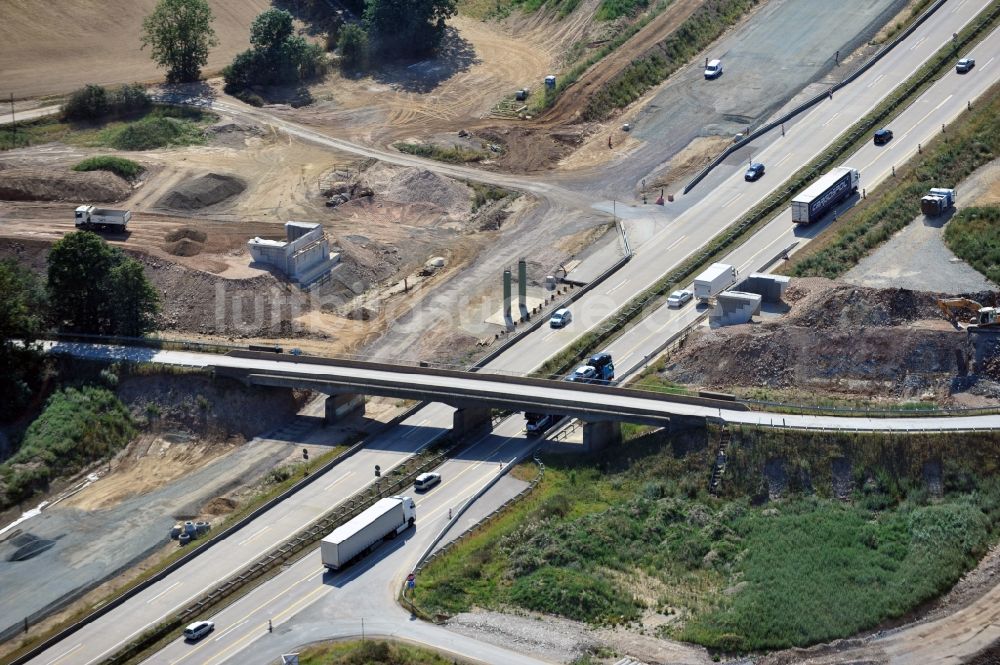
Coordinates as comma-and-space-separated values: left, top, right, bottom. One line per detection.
360, 163, 473, 219
0, 168, 130, 202
156, 173, 246, 210
163, 226, 208, 257
661, 278, 985, 401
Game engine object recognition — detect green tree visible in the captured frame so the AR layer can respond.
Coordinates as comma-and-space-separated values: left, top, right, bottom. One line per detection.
364, 0, 456, 59
223, 9, 328, 93
61, 84, 110, 121
140, 0, 219, 83
0, 260, 47, 421
337, 24, 369, 72
47, 232, 159, 336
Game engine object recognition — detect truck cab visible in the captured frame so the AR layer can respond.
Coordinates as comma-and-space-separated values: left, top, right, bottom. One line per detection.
588, 352, 614, 383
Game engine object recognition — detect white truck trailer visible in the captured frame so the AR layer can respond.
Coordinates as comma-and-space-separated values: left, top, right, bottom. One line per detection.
74, 205, 131, 232
790, 167, 859, 224
320, 496, 416, 571
693, 263, 738, 302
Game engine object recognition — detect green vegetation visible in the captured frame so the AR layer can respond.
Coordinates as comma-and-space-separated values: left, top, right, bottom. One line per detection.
223, 9, 328, 94
364, 0, 458, 58
0, 386, 135, 508
786, 82, 1000, 278
298, 639, 460, 665
91, 106, 210, 150
48, 231, 160, 336
0, 260, 46, 422
417, 429, 1000, 652
395, 142, 488, 163
596, 0, 649, 20
469, 181, 512, 211
583, 0, 759, 120
72, 156, 144, 180
337, 24, 370, 72
944, 206, 1000, 284
141, 0, 219, 83
62, 83, 153, 122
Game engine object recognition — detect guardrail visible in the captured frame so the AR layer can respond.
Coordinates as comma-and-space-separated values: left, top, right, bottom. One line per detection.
682, 0, 949, 193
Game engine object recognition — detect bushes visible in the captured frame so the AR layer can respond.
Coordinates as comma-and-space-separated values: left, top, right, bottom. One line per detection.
223, 9, 329, 95
596, 0, 649, 21
62, 84, 152, 122
943, 206, 1000, 284
73, 156, 145, 180
96, 107, 208, 151
0, 386, 135, 508
394, 142, 488, 163
337, 24, 369, 72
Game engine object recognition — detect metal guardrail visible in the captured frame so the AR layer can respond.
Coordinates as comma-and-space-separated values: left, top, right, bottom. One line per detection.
682, 0, 949, 193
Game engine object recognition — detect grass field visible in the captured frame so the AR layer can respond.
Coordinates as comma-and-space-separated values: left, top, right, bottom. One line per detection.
72, 156, 144, 180
943, 205, 1000, 284
395, 142, 489, 163
416, 429, 1000, 653
298, 639, 462, 665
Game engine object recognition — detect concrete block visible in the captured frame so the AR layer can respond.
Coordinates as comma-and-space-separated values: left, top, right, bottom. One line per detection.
325, 393, 364, 424
582, 420, 621, 452
736, 273, 790, 303
711, 291, 762, 326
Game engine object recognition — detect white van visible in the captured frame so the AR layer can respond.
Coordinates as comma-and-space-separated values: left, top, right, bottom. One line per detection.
550, 308, 572, 328
704, 59, 723, 79
414, 472, 441, 492
184, 620, 214, 641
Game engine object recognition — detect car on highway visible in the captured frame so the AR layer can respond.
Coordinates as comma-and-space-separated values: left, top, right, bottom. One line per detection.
414, 472, 441, 492
704, 59, 723, 79
549, 308, 572, 328
566, 365, 597, 383
873, 128, 893, 145
745, 162, 765, 181
956, 58, 975, 73
525, 413, 557, 436
183, 620, 214, 642
667, 289, 693, 307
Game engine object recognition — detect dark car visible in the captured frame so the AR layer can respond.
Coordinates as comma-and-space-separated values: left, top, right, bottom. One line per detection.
873, 128, 893, 145
956, 58, 975, 73
745, 162, 765, 182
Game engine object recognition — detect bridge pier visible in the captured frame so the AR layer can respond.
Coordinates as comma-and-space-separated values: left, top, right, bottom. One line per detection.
670, 415, 708, 433
583, 420, 621, 452
325, 393, 365, 424
453, 407, 491, 438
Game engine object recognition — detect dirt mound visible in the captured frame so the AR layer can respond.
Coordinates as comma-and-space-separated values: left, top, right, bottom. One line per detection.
201, 496, 237, 516
360, 163, 473, 219
164, 226, 208, 243
661, 279, 975, 401
164, 237, 203, 257
0, 168, 130, 202
157, 173, 246, 210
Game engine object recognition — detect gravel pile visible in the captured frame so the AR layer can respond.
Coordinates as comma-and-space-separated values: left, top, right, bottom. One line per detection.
157, 172, 246, 210
0, 167, 131, 202
360, 162, 473, 219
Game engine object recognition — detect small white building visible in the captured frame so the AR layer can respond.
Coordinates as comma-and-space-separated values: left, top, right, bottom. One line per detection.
248, 222, 340, 285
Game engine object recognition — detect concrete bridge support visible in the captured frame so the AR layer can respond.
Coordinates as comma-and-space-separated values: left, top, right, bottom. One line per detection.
325, 393, 365, 424
583, 420, 622, 452
453, 407, 492, 438
669, 415, 708, 434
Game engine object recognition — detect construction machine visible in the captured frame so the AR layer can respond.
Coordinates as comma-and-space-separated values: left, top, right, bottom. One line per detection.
938, 298, 1000, 329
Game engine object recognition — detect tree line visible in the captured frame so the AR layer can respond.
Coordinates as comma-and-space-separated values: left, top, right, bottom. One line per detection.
140, 0, 457, 92
1, 232, 159, 421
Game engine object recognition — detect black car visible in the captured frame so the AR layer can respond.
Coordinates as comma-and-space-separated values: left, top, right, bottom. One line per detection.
745, 162, 765, 182
873, 128, 893, 145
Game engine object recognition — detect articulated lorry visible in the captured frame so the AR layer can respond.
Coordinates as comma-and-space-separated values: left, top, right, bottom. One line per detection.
320, 496, 416, 571
694, 263, 738, 302
74, 205, 131, 232
791, 167, 859, 224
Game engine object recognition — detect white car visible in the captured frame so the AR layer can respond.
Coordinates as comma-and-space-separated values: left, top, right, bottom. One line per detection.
184, 620, 214, 641
704, 59, 723, 79
414, 472, 441, 492
667, 289, 693, 307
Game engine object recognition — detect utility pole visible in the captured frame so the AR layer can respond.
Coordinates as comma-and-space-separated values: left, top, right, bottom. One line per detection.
9, 94, 15, 147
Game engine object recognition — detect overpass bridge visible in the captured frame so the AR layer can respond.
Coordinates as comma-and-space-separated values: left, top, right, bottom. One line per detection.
48, 342, 1000, 448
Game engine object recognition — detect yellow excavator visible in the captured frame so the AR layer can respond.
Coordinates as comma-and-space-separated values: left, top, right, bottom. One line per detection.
938, 298, 1000, 329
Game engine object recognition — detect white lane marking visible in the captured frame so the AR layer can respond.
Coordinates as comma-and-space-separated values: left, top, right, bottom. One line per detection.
607, 278, 629, 294
982, 56, 995, 71
952, 0, 969, 12
774, 154, 792, 167
665, 234, 687, 252
237, 525, 271, 546
214, 620, 248, 641
909, 36, 926, 51
821, 112, 840, 128
899, 94, 954, 141
45, 642, 82, 665
720, 192, 742, 208
323, 470, 355, 489
541, 329, 559, 342
145, 580, 181, 604
866, 73, 885, 89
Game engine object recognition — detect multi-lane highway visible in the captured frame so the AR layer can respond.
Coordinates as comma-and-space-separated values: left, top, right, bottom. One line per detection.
22, 1, 1000, 663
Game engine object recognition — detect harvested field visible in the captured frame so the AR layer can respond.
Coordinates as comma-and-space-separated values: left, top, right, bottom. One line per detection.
0, 168, 131, 202
660, 278, 1000, 404
155, 173, 246, 211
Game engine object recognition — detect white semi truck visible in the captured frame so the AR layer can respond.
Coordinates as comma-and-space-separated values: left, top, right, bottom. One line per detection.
790, 167, 859, 224
74, 205, 131, 232
693, 263, 738, 302
320, 495, 416, 571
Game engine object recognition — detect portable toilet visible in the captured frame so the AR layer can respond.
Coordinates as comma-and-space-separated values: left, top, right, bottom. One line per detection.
544, 75, 556, 89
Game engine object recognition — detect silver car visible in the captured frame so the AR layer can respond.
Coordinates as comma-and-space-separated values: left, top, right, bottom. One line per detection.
667, 289, 693, 307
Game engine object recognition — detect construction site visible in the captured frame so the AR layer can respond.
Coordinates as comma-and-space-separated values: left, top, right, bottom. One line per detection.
2, 0, 1000, 663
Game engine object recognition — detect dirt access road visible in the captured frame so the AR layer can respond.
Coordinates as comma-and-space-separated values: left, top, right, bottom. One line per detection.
0, 0, 269, 100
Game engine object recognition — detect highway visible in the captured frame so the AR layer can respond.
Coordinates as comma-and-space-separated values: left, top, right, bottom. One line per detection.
22, 2, 1000, 663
